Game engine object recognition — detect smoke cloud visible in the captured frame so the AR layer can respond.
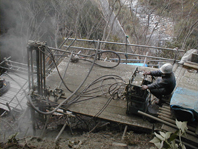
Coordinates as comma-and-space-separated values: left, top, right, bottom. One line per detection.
1, 0, 27, 62
0, 0, 56, 63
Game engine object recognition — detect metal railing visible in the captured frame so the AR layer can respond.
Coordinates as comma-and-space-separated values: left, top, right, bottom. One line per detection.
0, 57, 29, 74
61, 38, 184, 65
63, 38, 184, 52
26, 38, 185, 93
60, 38, 185, 63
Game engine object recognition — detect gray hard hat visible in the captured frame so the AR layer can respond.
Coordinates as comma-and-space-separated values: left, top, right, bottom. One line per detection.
160, 63, 173, 74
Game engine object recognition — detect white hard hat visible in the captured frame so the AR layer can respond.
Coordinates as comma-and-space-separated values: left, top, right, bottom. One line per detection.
160, 63, 173, 74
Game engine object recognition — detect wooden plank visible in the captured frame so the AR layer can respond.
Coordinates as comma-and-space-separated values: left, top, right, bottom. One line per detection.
68, 99, 154, 129
162, 124, 198, 147
158, 112, 173, 119
158, 108, 197, 133
158, 110, 171, 116
45, 58, 160, 130
159, 107, 171, 112
161, 105, 171, 109
183, 61, 198, 70
186, 60, 198, 65
139, 111, 197, 137
158, 115, 175, 124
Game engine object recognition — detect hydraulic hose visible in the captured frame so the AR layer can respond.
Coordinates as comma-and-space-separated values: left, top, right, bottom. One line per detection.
27, 40, 101, 115
45, 47, 73, 93
80, 50, 121, 68
58, 51, 74, 92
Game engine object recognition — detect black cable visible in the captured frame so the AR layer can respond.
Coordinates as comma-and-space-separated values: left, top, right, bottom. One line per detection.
45, 47, 73, 93
94, 97, 113, 118
76, 75, 125, 99
80, 50, 121, 68
65, 75, 126, 119
27, 42, 124, 120
27, 40, 101, 115
58, 51, 74, 91
54, 74, 126, 120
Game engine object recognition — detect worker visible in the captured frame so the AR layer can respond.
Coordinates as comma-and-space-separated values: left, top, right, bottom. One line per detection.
141, 63, 176, 105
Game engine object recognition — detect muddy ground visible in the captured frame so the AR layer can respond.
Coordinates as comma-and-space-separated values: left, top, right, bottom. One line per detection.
0, 109, 156, 149
0, 130, 155, 149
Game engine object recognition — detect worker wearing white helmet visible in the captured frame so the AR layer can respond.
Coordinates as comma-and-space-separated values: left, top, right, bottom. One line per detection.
142, 63, 176, 105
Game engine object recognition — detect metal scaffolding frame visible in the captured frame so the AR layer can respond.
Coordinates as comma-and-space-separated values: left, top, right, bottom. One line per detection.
27, 41, 46, 95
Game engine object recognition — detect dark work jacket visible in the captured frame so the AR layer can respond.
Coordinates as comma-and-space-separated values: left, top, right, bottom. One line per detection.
147, 70, 176, 95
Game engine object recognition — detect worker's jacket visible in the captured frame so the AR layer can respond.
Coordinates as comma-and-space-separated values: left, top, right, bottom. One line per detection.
0, 80, 4, 88
147, 70, 176, 95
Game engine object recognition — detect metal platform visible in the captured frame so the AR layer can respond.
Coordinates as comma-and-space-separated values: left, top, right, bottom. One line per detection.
0, 71, 28, 112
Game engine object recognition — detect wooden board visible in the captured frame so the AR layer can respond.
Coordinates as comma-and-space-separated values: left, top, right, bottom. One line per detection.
158, 104, 198, 148
184, 61, 198, 70
46, 58, 161, 130
162, 124, 198, 149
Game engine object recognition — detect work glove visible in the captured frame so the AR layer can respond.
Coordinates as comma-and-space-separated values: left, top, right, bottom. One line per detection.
142, 85, 148, 90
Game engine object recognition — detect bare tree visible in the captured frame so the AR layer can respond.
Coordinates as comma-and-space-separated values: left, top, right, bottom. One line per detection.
181, 19, 198, 51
